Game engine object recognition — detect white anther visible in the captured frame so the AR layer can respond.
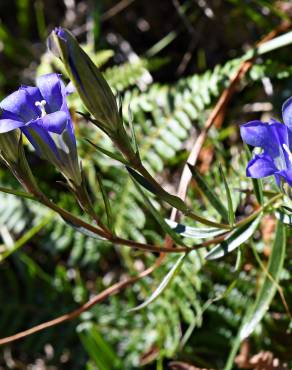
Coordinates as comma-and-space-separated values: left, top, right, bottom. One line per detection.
283, 143, 292, 164
35, 100, 47, 117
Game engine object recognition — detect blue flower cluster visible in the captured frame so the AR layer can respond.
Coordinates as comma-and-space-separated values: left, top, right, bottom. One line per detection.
0, 72, 81, 185
241, 98, 292, 187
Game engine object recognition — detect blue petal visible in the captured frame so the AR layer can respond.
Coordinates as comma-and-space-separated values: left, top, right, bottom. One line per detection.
65, 119, 76, 146
0, 118, 24, 133
36, 73, 65, 113
0, 88, 38, 122
22, 121, 59, 158
240, 120, 288, 160
0, 109, 24, 133
55, 27, 67, 41
40, 111, 68, 134
246, 153, 277, 178
275, 169, 292, 186
282, 96, 292, 130
66, 81, 75, 95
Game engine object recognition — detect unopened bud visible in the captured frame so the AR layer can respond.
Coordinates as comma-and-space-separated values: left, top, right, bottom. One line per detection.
48, 27, 121, 137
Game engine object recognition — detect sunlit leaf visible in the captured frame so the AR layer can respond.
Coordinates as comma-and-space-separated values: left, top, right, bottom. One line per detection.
165, 219, 225, 239
205, 216, 261, 260
275, 208, 292, 225
128, 253, 187, 312
188, 164, 229, 222
224, 221, 286, 370
61, 217, 106, 240
219, 164, 235, 226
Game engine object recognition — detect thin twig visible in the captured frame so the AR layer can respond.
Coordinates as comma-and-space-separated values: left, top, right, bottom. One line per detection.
101, 0, 136, 22
0, 254, 164, 346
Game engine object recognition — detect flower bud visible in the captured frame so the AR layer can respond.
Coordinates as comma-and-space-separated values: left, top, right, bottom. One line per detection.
0, 129, 40, 195
48, 27, 121, 137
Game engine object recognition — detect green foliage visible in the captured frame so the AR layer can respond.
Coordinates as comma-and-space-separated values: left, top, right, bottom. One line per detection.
1, 4, 292, 369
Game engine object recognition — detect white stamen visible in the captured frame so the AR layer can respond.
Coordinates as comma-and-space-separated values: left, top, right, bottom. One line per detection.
35, 100, 47, 117
283, 143, 292, 164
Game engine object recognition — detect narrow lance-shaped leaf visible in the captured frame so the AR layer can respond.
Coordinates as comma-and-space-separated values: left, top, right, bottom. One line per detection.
233, 246, 243, 272
165, 219, 225, 239
96, 172, 114, 234
128, 253, 187, 312
128, 105, 139, 156
126, 166, 188, 211
188, 164, 229, 222
61, 217, 106, 241
132, 179, 187, 247
224, 221, 286, 370
0, 186, 35, 200
219, 164, 235, 226
78, 322, 122, 370
86, 139, 128, 164
126, 166, 160, 196
240, 221, 286, 339
275, 208, 292, 225
0, 213, 53, 262
127, 166, 230, 229
205, 215, 262, 260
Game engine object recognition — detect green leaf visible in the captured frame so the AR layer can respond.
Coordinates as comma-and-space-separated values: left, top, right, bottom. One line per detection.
78, 322, 122, 370
127, 165, 190, 214
244, 30, 292, 60
128, 253, 187, 312
86, 139, 128, 164
127, 105, 139, 156
240, 222, 286, 339
133, 181, 187, 246
219, 164, 235, 226
224, 221, 286, 370
205, 215, 261, 260
61, 217, 106, 241
0, 213, 53, 262
127, 167, 230, 230
188, 164, 229, 222
126, 166, 159, 196
96, 172, 114, 233
233, 246, 243, 272
275, 208, 292, 225
0, 186, 35, 200
165, 219, 225, 239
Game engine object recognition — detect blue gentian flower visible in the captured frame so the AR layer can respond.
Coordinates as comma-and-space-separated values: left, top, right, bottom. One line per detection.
0, 73, 81, 185
240, 97, 292, 187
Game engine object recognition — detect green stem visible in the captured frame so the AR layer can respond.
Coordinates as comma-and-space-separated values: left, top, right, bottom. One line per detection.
136, 162, 230, 229
234, 193, 283, 229
37, 193, 110, 240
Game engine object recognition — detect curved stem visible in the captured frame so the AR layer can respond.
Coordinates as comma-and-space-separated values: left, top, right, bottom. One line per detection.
0, 254, 165, 346
135, 162, 230, 229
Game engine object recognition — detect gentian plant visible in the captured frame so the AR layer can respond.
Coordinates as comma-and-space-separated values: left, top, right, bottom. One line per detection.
0, 26, 291, 368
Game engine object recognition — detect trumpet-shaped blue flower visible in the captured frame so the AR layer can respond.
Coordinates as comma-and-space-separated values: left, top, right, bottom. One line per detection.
0, 73, 81, 185
240, 97, 292, 187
